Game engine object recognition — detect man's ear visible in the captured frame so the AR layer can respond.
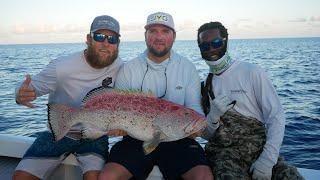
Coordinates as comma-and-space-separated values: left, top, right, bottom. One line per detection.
173, 31, 176, 41
86, 34, 91, 46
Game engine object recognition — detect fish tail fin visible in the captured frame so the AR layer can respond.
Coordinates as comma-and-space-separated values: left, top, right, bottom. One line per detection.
47, 104, 76, 141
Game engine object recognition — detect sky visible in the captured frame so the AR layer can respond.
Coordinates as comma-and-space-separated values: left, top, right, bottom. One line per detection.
1, 0, 320, 44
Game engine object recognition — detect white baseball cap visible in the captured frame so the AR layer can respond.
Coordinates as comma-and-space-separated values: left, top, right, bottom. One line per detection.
145, 12, 175, 31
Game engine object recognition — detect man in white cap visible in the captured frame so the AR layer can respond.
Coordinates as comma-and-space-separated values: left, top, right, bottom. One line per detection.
99, 12, 213, 180
13, 15, 123, 180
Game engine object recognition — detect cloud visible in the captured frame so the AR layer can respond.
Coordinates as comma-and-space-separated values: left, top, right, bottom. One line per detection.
288, 18, 307, 22
231, 19, 255, 30
237, 19, 252, 22
121, 23, 144, 31
287, 16, 320, 23
310, 16, 320, 22
60, 24, 87, 33
12, 23, 87, 34
177, 20, 198, 31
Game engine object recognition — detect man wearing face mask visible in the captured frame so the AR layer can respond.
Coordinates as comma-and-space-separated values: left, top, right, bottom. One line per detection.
198, 22, 303, 180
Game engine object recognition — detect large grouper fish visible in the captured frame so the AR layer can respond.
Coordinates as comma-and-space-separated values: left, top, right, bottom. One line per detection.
48, 86, 207, 154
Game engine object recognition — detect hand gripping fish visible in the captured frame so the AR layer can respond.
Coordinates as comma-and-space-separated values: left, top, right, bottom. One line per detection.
48, 86, 207, 154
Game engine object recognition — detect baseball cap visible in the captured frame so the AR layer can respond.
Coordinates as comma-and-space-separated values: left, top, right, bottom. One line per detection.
145, 12, 175, 31
90, 15, 120, 36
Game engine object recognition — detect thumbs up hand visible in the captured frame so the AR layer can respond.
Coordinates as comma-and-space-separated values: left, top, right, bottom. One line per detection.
16, 74, 36, 108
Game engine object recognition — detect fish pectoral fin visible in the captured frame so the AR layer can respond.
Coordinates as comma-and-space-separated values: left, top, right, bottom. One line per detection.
66, 130, 82, 140
142, 130, 164, 155
143, 140, 159, 155
81, 126, 106, 140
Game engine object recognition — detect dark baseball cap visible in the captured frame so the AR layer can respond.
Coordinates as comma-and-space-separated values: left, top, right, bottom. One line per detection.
90, 15, 120, 36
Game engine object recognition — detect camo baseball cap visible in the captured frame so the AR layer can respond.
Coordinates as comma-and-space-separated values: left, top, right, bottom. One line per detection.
145, 12, 175, 31
90, 15, 120, 36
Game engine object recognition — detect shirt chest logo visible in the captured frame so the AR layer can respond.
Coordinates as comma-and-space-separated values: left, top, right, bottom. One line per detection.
176, 86, 183, 90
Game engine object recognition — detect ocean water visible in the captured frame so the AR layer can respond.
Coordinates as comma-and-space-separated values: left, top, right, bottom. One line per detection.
0, 38, 319, 170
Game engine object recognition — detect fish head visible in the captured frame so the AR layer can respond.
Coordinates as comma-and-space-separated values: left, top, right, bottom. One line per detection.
179, 109, 207, 135
155, 104, 207, 140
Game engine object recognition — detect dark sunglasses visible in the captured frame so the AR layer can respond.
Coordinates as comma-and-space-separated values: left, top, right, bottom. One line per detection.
199, 38, 226, 52
91, 33, 119, 44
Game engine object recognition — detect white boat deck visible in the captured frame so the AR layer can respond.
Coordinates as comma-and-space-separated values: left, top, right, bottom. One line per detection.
0, 156, 82, 180
0, 134, 163, 180
0, 134, 319, 180
0, 155, 163, 180
0, 156, 20, 180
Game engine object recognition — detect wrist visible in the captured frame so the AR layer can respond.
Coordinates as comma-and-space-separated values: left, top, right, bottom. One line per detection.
207, 119, 219, 131
254, 157, 274, 171
257, 152, 276, 168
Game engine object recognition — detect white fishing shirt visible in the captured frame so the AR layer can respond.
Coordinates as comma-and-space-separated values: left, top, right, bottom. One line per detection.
15, 50, 123, 130
210, 60, 285, 167
115, 50, 203, 115
28, 51, 122, 107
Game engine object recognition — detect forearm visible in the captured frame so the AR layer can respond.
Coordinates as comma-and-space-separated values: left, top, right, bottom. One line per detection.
259, 114, 285, 166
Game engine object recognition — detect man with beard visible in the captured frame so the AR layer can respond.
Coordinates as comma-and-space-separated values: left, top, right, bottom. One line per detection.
98, 12, 213, 180
13, 15, 123, 180
198, 22, 303, 180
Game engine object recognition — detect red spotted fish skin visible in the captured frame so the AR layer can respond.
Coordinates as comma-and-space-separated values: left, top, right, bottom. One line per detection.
48, 87, 207, 143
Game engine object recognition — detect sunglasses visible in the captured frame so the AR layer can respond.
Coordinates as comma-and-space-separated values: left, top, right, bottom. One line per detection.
91, 33, 119, 44
199, 38, 226, 52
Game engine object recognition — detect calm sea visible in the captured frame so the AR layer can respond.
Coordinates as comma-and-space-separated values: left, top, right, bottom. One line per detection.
0, 38, 319, 170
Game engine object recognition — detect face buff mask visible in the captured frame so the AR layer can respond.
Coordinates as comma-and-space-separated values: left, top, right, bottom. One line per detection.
204, 44, 234, 75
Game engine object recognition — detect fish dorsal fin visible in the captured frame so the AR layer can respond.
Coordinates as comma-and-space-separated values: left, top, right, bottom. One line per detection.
81, 87, 156, 107
81, 86, 112, 106
145, 89, 155, 97
119, 89, 155, 97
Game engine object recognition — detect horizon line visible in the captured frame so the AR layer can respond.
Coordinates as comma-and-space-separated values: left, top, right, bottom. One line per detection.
1, 36, 319, 46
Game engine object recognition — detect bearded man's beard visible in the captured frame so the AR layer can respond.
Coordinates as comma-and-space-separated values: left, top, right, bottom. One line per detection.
147, 43, 172, 58
86, 45, 118, 69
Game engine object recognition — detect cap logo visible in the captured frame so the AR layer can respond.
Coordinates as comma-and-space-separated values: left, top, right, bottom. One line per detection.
145, 12, 174, 31
150, 15, 168, 22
